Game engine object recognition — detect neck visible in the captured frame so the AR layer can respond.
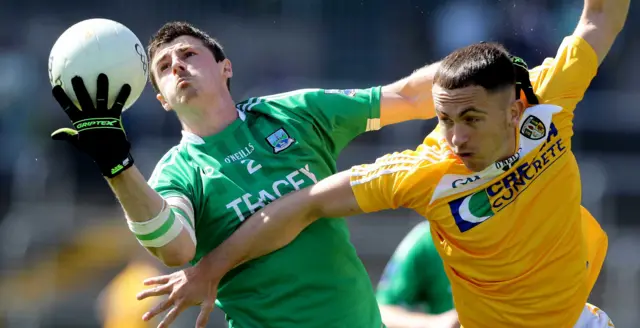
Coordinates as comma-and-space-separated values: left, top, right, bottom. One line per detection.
178, 93, 238, 137
496, 127, 520, 162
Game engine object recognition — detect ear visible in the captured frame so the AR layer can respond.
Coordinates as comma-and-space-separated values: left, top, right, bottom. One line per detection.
156, 93, 172, 112
509, 99, 526, 126
221, 58, 233, 79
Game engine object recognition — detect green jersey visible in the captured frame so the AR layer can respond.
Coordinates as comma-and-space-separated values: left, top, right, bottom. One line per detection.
148, 88, 383, 328
376, 222, 454, 314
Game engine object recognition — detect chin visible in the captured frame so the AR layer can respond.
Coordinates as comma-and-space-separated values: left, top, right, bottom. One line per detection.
461, 158, 487, 172
177, 91, 201, 105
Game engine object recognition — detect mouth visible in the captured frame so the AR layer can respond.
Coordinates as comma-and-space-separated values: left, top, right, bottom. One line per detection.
456, 152, 474, 159
176, 78, 190, 88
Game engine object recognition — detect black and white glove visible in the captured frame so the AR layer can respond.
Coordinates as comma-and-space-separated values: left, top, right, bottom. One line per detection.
51, 73, 134, 178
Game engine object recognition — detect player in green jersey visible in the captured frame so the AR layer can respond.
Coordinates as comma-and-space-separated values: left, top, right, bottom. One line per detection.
50, 21, 441, 328
376, 222, 458, 328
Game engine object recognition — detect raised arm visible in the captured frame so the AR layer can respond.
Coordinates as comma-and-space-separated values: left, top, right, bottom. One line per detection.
380, 62, 440, 126
108, 168, 196, 267
574, 0, 629, 65
49, 75, 196, 268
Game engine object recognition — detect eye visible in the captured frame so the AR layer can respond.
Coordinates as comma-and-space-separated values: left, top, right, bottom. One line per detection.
439, 117, 453, 127
465, 117, 482, 124
159, 62, 170, 72
184, 51, 196, 58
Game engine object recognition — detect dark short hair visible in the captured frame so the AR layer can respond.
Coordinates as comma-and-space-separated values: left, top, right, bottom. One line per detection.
434, 42, 515, 93
147, 21, 230, 92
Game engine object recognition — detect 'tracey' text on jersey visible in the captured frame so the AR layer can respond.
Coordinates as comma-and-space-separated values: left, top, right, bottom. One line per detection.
226, 164, 318, 221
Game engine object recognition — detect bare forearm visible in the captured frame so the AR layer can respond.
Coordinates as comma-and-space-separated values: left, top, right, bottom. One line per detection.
381, 62, 440, 126
575, 0, 629, 64
106, 166, 165, 221
380, 305, 459, 328
584, 0, 630, 21
389, 62, 441, 99
196, 171, 361, 278
106, 167, 194, 266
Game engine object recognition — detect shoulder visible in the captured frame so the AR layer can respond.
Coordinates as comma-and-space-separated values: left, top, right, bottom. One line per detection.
235, 89, 323, 109
148, 144, 197, 184
353, 149, 454, 189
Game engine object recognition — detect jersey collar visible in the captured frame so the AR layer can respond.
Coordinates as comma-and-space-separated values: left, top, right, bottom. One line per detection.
180, 108, 247, 145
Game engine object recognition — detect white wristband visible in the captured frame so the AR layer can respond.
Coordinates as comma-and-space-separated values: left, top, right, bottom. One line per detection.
127, 202, 183, 248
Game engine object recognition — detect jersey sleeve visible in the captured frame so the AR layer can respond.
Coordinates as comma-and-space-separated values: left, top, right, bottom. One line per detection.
376, 222, 454, 314
529, 35, 598, 120
350, 149, 449, 214
278, 87, 382, 154
147, 148, 198, 245
307, 87, 381, 142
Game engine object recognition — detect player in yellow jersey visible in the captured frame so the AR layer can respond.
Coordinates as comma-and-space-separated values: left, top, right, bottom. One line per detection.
135, 0, 627, 327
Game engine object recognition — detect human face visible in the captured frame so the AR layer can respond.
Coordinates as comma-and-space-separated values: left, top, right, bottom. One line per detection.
152, 35, 232, 112
433, 85, 524, 172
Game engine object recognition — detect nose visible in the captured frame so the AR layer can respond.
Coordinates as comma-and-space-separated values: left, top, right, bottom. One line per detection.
451, 124, 470, 148
171, 57, 186, 75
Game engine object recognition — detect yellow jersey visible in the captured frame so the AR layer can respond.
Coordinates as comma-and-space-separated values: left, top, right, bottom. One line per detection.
350, 35, 599, 327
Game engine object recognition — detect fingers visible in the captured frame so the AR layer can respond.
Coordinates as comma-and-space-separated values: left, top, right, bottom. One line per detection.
195, 301, 215, 328
96, 73, 109, 111
143, 275, 172, 286
51, 128, 78, 141
137, 283, 173, 301
52, 86, 83, 121
112, 83, 132, 114
71, 76, 95, 111
50, 128, 80, 149
143, 297, 174, 322
157, 304, 187, 328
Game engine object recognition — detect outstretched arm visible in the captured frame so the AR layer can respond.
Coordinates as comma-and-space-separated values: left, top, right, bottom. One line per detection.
574, 0, 629, 65
137, 150, 437, 327
136, 171, 363, 327
380, 62, 440, 126
197, 148, 440, 277
196, 170, 361, 276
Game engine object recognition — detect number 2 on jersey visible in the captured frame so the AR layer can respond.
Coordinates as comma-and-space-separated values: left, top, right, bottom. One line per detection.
241, 159, 262, 174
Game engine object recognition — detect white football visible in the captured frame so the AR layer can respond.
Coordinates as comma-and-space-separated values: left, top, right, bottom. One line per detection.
48, 18, 148, 111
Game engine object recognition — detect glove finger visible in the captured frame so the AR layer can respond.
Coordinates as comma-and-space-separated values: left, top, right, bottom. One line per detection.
511, 55, 529, 70
96, 73, 109, 111
71, 76, 96, 111
51, 128, 80, 148
52, 86, 84, 122
111, 83, 132, 115
510, 55, 539, 105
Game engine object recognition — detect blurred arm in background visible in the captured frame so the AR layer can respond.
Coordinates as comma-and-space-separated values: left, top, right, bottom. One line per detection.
376, 222, 459, 328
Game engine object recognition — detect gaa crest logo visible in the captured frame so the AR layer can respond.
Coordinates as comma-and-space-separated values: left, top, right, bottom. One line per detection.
520, 115, 546, 140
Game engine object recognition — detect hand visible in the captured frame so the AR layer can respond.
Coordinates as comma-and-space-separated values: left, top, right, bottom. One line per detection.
51, 74, 134, 178
136, 266, 218, 328
439, 310, 460, 328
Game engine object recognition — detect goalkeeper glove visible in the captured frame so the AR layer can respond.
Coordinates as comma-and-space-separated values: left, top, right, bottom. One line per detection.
51, 73, 134, 178
510, 55, 540, 105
